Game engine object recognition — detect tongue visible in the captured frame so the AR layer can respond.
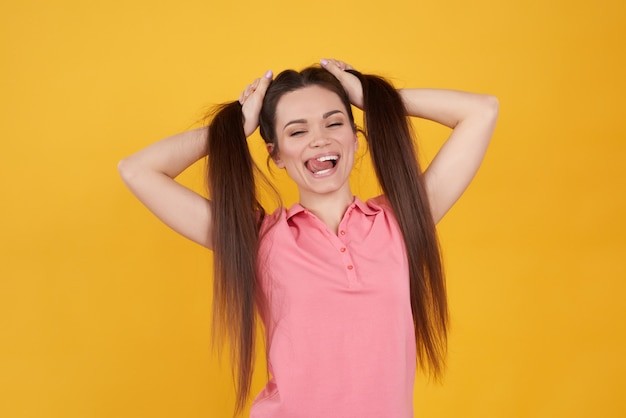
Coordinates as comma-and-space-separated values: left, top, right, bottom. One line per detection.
307, 159, 333, 173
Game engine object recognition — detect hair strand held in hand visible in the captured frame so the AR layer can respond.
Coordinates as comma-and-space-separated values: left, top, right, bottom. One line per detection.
349, 69, 448, 379
206, 101, 266, 415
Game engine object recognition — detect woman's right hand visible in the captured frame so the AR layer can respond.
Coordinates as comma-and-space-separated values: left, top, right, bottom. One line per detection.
239, 70, 273, 137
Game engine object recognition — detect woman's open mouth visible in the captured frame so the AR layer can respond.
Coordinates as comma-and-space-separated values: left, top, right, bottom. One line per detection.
305, 154, 339, 175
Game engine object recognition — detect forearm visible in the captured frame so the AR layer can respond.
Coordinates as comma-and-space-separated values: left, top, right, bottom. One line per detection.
117, 126, 214, 248
118, 127, 208, 180
397, 88, 498, 222
399, 89, 498, 128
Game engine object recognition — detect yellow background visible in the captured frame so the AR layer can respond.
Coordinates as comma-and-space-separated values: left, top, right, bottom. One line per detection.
1, 0, 625, 417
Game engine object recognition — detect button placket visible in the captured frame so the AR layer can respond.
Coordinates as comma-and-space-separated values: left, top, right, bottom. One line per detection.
337, 215, 358, 286
306, 203, 359, 287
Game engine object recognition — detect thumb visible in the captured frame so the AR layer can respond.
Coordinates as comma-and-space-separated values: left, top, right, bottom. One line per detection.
255, 69, 274, 97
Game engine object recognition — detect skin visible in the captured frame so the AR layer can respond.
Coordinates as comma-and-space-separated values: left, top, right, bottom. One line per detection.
268, 85, 359, 232
118, 58, 499, 249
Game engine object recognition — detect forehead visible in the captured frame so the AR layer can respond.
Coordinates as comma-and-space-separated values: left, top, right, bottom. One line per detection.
275, 85, 347, 123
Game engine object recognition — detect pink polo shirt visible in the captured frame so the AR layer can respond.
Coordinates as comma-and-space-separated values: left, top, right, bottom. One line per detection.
251, 196, 416, 418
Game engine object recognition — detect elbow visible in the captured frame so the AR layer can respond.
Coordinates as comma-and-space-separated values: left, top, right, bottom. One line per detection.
455, 94, 499, 128
483, 94, 499, 121
117, 157, 138, 184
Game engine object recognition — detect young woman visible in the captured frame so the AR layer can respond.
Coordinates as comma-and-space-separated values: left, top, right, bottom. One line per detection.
118, 59, 498, 417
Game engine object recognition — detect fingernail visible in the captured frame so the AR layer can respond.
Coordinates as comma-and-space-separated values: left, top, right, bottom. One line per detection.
320, 59, 328, 66
264, 70, 273, 79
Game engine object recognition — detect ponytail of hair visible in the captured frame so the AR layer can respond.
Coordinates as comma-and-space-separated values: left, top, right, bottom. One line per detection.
349, 70, 449, 378
206, 101, 265, 415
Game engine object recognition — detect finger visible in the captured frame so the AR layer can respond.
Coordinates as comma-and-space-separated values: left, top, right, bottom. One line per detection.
239, 84, 251, 104
320, 58, 344, 77
239, 79, 258, 104
335, 59, 353, 71
335, 59, 347, 71
252, 70, 273, 98
321, 58, 355, 75
240, 89, 250, 104
239, 71, 273, 105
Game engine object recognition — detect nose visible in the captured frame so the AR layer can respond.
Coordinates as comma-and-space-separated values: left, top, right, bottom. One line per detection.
308, 128, 331, 148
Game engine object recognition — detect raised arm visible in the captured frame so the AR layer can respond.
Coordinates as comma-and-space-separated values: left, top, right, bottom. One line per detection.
118, 70, 273, 249
400, 89, 499, 223
320, 60, 498, 224
118, 127, 215, 248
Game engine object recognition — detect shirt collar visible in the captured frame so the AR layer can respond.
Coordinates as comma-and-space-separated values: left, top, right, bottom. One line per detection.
286, 196, 382, 220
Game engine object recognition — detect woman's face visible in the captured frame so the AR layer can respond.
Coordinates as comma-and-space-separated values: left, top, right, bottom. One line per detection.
269, 85, 358, 203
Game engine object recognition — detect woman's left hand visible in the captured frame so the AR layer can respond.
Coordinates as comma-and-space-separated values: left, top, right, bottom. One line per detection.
321, 58, 363, 109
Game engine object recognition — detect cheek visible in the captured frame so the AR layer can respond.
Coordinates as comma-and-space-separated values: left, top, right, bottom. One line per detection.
275, 140, 303, 169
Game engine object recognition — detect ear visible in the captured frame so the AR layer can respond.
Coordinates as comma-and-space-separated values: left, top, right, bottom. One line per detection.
352, 124, 359, 149
266, 143, 285, 169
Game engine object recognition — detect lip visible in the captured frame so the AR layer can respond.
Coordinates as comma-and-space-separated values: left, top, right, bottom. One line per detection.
304, 151, 341, 161
304, 151, 341, 177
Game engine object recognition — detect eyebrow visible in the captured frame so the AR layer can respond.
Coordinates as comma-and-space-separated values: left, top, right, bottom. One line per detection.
283, 110, 344, 129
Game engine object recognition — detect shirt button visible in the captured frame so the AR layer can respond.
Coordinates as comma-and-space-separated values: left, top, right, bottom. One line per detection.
340, 230, 346, 235
340, 247, 346, 252
347, 265, 354, 270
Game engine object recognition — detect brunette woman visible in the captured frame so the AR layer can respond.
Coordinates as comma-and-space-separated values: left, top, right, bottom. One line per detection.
118, 58, 498, 417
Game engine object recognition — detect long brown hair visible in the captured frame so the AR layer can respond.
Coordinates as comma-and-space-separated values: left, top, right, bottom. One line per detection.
349, 70, 448, 377
206, 66, 448, 415
206, 102, 266, 415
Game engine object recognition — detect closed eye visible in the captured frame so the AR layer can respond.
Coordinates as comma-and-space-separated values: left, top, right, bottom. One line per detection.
327, 122, 343, 128
289, 130, 306, 137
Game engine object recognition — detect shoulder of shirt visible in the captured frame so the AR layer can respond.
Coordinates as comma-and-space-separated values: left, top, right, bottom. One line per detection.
353, 195, 390, 216
363, 194, 391, 212
259, 206, 287, 234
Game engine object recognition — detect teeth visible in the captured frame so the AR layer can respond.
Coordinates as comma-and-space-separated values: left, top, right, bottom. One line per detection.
316, 155, 339, 162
